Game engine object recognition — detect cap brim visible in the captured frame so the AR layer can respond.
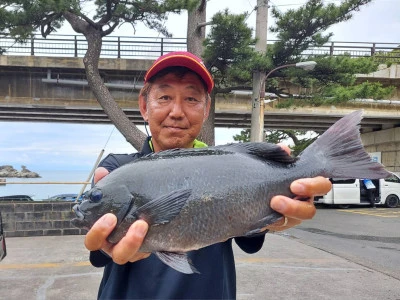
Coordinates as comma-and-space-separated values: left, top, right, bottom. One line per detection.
145, 53, 214, 93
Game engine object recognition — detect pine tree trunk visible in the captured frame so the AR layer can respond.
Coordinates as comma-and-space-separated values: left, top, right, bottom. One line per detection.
186, 0, 215, 146
187, 0, 206, 55
63, 12, 147, 151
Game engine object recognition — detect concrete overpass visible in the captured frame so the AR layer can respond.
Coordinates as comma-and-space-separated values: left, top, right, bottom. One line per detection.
1, 55, 399, 129
0, 55, 399, 171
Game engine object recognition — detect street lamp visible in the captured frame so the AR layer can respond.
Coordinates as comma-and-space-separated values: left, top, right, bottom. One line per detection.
250, 61, 317, 142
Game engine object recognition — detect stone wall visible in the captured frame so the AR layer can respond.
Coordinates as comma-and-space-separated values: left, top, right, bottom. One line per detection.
0, 201, 87, 237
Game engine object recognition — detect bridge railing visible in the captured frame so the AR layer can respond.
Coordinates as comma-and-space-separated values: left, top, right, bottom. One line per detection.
0, 34, 399, 60
0, 34, 187, 58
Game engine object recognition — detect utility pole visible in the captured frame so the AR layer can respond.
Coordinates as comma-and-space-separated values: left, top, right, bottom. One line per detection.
250, 0, 268, 142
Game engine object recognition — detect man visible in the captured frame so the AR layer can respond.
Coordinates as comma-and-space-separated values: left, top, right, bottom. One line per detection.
363, 178, 377, 208
0, 212, 6, 262
85, 51, 331, 299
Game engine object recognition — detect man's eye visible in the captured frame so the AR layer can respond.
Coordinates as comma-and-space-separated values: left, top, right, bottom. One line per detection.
186, 97, 199, 102
159, 95, 171, 101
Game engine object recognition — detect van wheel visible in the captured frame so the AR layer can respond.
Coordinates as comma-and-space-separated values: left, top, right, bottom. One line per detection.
385, 195, 399, 208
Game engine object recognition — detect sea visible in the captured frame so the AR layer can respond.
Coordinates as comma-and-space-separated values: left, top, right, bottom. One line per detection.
0, 170, 93, 200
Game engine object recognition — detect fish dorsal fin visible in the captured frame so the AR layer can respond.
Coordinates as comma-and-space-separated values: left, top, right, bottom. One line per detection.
215, 142, 296, 164
140, 147, 232, 161
140, 143, 296, 164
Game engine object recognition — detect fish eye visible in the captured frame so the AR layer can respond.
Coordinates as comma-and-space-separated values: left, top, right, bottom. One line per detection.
89, 189, 103, 203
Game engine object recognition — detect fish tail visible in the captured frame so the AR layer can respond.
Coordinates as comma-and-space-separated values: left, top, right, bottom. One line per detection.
299, 110, 391, 179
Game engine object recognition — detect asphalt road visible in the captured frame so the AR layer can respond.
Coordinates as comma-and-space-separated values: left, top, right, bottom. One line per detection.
287, 206, 400, 280
0, 207, 399, 300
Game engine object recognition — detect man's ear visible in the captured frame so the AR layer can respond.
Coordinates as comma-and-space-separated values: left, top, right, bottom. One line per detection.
139, 95, 148, 121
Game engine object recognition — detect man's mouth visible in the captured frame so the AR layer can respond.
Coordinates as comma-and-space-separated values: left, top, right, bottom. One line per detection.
164, 126, 186, 131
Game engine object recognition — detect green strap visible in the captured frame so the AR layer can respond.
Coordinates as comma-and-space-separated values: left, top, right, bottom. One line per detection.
193, 139, 208, 148
148, 138, 207, 151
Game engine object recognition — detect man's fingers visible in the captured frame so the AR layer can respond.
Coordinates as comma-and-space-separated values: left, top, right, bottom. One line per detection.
290, 176, 332, 197
112, 220, 149, 265
277, 143, 291, 155
266, 216, 302, 231
270, 196, 316, 221
94, 167, 110, 184
84, 213, 117, 251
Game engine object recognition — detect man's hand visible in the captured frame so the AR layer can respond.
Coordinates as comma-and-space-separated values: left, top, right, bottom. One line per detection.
84, 167, 150, 265
266, 144, 332, 231
266, 176, 331, 231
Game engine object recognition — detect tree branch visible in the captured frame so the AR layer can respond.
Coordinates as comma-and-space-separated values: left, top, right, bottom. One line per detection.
102, 22, 119, 36
63, 11, 90, 34
71, 10, 98, 28
197, 21, 213, 28
198, 0, 207, 11
97, 0, 114, 27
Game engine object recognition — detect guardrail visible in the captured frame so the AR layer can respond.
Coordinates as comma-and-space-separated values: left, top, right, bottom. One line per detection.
0, 34, 187, 58
0, 34, 399, 60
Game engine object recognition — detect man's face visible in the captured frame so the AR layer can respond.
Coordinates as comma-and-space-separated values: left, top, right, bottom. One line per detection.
140, 72, 210, 152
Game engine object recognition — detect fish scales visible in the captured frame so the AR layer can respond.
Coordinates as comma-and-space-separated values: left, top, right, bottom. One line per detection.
72, 110, 391, 274
105, 151, 293, 252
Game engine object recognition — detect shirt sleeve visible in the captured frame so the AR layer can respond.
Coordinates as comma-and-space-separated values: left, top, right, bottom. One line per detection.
98, 153, 138, 172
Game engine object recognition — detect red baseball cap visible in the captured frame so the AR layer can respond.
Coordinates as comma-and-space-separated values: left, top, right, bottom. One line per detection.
144, 51, 214, 93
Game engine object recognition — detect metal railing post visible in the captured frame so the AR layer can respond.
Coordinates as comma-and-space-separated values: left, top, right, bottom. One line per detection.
118, 36, 121, 58
371, 43, 376, 56
74, 36, 78, 57
30, 35, 34, 56
161, 38, 164, 56
330, 42, 334, 56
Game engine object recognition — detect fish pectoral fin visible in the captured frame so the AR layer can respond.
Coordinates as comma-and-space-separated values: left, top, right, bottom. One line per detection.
135, 189, 192, 225
244, 212, 283, 237
155, 251, 200, 274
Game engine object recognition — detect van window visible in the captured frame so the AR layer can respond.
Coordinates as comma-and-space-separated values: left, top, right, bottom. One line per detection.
330, 179, 356, 184
385, 174, 400, 183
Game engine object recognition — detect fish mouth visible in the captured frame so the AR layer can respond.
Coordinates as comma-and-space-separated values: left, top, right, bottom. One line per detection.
72, 204, 85, 221
71, 204, 90, 230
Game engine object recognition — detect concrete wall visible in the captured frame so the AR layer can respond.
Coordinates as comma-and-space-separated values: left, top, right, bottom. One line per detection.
0, 201, 86, 237
0, 55, 153, 72
362, 127, 400, 172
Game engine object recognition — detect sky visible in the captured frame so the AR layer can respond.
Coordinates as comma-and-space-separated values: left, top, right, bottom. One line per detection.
1, 0, 399, 172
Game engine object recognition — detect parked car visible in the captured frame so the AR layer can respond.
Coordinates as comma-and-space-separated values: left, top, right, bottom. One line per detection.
0, 212, 6, 262
47, 193, 85, 202
0, 195, 34, 201
314, 172, 400, 208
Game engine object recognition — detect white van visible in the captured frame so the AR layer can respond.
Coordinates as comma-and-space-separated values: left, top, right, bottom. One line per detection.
314, 172, 400, 208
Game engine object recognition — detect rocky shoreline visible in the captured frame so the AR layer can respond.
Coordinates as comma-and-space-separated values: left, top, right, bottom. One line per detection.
0, 165, 40, 178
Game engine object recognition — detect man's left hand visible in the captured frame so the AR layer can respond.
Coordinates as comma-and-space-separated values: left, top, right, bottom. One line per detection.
266, 176, 332, 231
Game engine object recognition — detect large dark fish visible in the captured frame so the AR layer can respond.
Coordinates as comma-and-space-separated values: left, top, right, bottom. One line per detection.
72, 110, 390, 273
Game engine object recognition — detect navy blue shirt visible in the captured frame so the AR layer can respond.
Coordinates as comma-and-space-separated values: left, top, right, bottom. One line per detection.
90, 137, 266, 299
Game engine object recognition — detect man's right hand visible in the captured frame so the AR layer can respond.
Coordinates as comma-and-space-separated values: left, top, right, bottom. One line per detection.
84, 167, 151, 265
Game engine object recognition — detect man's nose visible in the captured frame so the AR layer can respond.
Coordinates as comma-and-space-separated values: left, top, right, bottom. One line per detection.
169, 99, 185, 118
